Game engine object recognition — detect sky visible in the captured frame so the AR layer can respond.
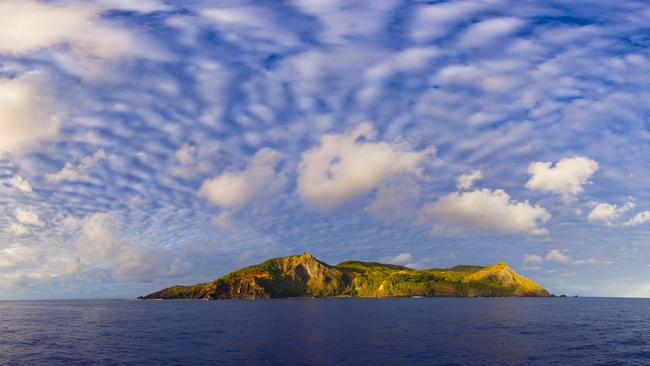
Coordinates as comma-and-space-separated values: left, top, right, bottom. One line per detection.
0, 0, 649, 299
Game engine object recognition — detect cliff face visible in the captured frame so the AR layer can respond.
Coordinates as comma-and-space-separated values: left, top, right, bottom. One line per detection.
141, 253, 549, 300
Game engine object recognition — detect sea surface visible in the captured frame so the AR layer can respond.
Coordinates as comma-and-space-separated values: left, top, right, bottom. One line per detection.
1, 297, 649, 365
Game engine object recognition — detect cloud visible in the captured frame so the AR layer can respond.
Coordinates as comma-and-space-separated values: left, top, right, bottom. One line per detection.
6, 223, 28, 236
545, 249, 570, 263
199, 148, 286, 210
588, 201, 635, 223
523, 254, 543, 263
9, 175, 33, 193
433, 63, 522, 94
76, 212, 122, 262
458, 17, 525, 48
169, 142, 220, 178
198, 5, 297, 49
95, 0, 171, 13
410, 0, 490, 42
527, 250, 612, 267
291, 0, 398, 44
456, 169, 483, 190
297, 122, 434, 210
382, 253, 412, 266
419, 188, 550, 236
0, 0, 153, 58
175, 144, 196, 165
357, 47, 439, 105
75, 212, 189, 281
6, 207, 43, 236
212, 211, 234, 229
46, 149, 107, 183
15, 207, 43, 227
0, 243, 80, 289
526, 156, 599, 202
573, 258, 613, 265
0, 72, 62, 154
624, 211, 650, 227
364, 179, 420, 223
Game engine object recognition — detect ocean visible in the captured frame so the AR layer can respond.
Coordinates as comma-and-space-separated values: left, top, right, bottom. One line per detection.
1, 297, 648, 365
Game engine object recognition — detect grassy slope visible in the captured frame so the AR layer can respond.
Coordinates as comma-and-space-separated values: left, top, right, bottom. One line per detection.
142, 253, 549, 299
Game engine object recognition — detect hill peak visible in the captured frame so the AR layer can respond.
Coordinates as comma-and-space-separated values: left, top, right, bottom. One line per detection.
487, 261, 511, 270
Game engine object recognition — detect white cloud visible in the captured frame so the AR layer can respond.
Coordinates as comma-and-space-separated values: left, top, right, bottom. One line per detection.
9, 175, 33, 193
175, 144, 196, 165
0, 0, 150, 58
419, 188, 550, 236
199, 148, 286, 210
46, 149, 107, 183
198, 5, 297, 49
297, 122, 434, 210
74, 212, 188, 281
456, 169, 483, 189
357, 47, 439, 105
523, 254, 543, 263
76, 212, 122, 263
433, 63, 522, 94
526, 156, 599, 202
0, 72, 62, 154
169, 142, 219, 178
526, 251, 611, 266
291, 0, 398, 44
212, 211, 234, 229
382, 253, 412, 266
458, 17, 525, 48
364, 179, 420, 223
411, 0, 491, 42
15, 207, 43, 227
588, 201, 635, 223
573, 258, 613, 265
545, 249, 570, 263
5, 207, 41, 236
624, 211, 650, 227
6, 223, 28, 236
95, 0, 171, 13
0, 244, 80, 287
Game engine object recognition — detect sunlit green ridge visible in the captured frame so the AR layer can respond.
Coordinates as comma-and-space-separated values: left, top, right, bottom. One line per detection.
141, 253, 550, 299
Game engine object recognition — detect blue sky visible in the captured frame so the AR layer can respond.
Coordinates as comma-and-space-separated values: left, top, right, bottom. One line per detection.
1, 0, 649, 299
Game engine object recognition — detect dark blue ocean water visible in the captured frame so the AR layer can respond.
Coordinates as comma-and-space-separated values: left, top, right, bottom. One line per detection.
1, 298, 649, 365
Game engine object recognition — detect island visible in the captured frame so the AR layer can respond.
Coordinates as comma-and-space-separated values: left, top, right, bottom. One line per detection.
140, 253, 549, 299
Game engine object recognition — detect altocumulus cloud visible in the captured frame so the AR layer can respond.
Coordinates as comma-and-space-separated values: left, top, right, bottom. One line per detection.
526, 156, 599, 203
46, 149, 108, 183
0, 0, 165, 59
456, 169, 483, 190
419, 188, 550, 236
9, 175, 32, 194
624, 211, 650, 227
199, 148, 287, 226
0, 72, 62, 154
297, 122, 435, 211
587, 201, 635, 224
76, 212, 190, 281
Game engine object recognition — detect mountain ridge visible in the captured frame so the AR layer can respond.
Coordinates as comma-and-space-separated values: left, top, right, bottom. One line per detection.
141, 253, 550, 299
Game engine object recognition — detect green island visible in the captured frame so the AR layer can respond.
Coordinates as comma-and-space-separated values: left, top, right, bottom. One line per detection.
141, 253, 549, 299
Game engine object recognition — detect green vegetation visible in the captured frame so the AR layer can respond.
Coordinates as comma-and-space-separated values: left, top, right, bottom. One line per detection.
141, 253, 550, 300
